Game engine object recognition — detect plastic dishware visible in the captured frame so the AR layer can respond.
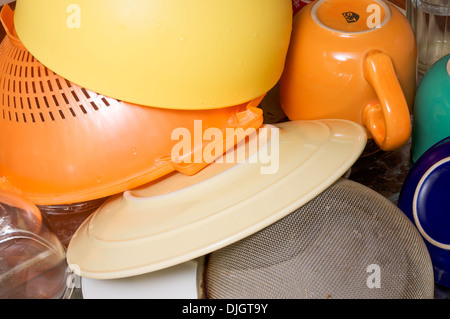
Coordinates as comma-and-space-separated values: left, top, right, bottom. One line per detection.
0, 190, 71, 299
66, 119, 367, 279
13, 0, 293, 110
411, 54, 450, 163
0, 5, 264, 205
81, 259, 200, 299
280, 0, 416, 151
81, 179, 434, 300
398, 136, 450, 287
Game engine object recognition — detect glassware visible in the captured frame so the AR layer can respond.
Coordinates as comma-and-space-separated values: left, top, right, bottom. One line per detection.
0, 191, 72, 299
407, 0, 450, 74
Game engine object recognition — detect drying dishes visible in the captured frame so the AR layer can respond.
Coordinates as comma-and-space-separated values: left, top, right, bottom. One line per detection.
0, 190, 71, 299
67, 119, 367, 279
0, 5, 264, 205
203, 178, 434, 299
81, 178, 434, 299
398, 136, 450, 287
13, 0, 293, 109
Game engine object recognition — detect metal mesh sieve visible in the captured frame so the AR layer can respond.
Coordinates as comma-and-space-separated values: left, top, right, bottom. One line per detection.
201, 179, 434, 299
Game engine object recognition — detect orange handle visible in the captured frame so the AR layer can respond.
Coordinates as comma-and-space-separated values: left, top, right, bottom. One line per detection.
163, 97, 264, 176
0, 4, 24, 48
363, 51, 411, 151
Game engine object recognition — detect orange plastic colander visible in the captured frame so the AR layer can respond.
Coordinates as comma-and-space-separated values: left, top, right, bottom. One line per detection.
0, 5, 264, 205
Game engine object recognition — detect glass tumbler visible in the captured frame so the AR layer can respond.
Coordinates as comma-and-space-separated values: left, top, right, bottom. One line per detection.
407, 0, 450, 74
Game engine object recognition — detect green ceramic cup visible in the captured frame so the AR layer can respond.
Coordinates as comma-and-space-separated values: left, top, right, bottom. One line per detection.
411, 54, 450, 163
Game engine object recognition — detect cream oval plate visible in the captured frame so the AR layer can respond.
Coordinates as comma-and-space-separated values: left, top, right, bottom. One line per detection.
67, 120, 367, 279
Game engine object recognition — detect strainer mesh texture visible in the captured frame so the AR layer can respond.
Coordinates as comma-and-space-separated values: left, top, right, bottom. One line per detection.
202, 179, 434, 299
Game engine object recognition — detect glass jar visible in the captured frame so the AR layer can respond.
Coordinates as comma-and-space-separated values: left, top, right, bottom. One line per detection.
407, 0, 450, 74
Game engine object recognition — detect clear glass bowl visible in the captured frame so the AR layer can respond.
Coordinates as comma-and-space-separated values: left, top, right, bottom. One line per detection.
0, 191, 72, 299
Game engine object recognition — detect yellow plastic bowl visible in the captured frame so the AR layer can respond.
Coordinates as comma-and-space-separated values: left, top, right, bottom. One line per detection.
14, 0, 293, 110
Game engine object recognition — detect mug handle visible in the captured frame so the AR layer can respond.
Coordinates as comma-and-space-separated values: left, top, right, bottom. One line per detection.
363, 51, 411, 151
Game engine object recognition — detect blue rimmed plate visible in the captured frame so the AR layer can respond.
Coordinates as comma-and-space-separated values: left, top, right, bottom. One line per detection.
398, 136, 450, 287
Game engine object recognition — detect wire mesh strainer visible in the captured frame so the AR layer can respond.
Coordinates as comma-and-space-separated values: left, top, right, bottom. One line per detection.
201, 178, 435, 299
0, 5, 264, 205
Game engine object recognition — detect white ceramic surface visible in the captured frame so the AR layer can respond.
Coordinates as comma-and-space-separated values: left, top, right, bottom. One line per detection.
82, 259, 199, 299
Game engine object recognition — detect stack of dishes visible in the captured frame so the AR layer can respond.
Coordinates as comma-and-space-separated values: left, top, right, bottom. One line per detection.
398, 54, 450, 288
66, 120, 367, 279
1, 0, 296, 205
1, 0, 377, 297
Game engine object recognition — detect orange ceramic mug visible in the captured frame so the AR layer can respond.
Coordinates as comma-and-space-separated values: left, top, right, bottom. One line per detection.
280, 0, 417, 151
